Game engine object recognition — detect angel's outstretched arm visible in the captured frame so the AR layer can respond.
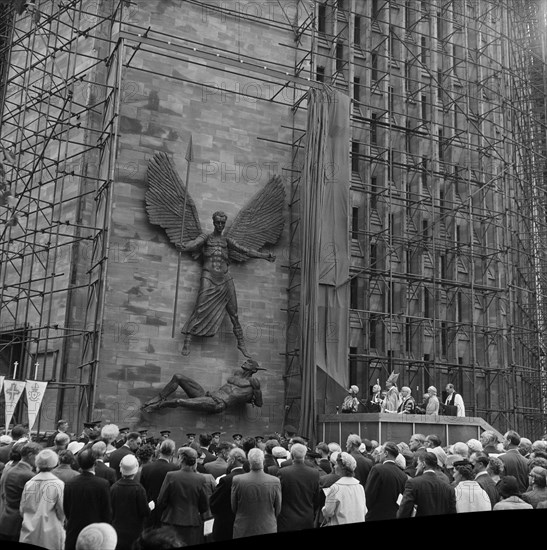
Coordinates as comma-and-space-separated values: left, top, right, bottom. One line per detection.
176, 233, 208, 253
226, 237, 275, 262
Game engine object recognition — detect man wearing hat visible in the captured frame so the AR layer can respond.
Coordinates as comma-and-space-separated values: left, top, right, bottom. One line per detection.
381, 373, 400, 413
341, 385, 360, 413
114, 427, 130, 449
232, 433, 243, 446
160, 430, 171, 439
78, 420, 101, 445
142, 359, 266, 413
185, 433, 196, 445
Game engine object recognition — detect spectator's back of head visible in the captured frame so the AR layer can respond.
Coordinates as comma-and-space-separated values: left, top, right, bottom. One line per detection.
11, 424, 28, 440
100, 424, 119, 444
77, 449, 96, 470
504, 430, 521, 446
133, 526, 186, 549
265, 439, 280, 454
159, 439, 176, 457
241, 436, 256, 455
247, 448, 264, 470
54, 432, 70, 447
58, 449, 75, 465
452, 441, 469, 458
199, 433, 212, 447
76, 523, 117, 550
346, 433, 362, 449
91, 441, 107, 458
290, 443, 307, 460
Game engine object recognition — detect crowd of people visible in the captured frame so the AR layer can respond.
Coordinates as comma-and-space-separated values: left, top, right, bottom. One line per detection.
0, 419, 546, 549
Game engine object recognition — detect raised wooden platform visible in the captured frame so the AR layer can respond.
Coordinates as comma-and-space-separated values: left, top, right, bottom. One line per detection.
318, 413, 502, 446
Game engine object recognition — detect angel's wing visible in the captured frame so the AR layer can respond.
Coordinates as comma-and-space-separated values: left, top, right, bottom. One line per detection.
225, 175, 285, 262
146, 152, 202, 248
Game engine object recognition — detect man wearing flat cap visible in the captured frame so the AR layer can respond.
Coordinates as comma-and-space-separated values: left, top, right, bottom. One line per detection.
341, 385, 360, 413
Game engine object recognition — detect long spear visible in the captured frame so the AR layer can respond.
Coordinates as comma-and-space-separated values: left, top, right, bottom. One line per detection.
172, 135, 193, 338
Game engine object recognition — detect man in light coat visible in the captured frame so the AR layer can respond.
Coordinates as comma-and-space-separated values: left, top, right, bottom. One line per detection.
231, 447, 281, 538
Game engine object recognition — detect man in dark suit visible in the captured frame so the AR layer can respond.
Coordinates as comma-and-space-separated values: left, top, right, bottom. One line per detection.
64, 449, 112, 550
346, 433, 373, 488
365, 441, 410, 520
498, 430, 530, 493
46, 419, 69, 447
209, 447, 247, 541
91, 441, 117, 486
471, 451, 499, 508
276, 442, 321, 532
198, 433, 216, 464
108, 431, 142, 479
397, 452, 457, 517
0, 442, 40, 542
204, 441, 232, 479
156, 446, 209, 547
139, 438, 179, 529
77, 420, 101, 444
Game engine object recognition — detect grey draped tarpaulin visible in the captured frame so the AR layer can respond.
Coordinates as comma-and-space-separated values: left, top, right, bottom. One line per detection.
298, 86, 350, 442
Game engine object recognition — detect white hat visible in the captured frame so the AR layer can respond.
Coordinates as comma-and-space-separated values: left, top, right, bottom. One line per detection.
0, 435, 12, 445
67, 441, 85, 455
120, 454, 139, 476
76, 523, 117, 550
348, 385, 359, 394
272, 446, 288, 459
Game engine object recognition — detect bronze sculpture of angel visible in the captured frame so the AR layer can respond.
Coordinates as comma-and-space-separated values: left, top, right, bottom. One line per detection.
146, 151, 285, 358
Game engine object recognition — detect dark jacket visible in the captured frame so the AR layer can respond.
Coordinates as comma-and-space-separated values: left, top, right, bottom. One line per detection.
498, 449, 530, 493
156, 469, 209, 527
0, 461, 35, 540
276, 462, 321, 532
111, 478, 150, 550
64, 471, 112, 550
108, 445, 134, 480
209, 466, 246, 541
397, 470, 457, 517
365, 460, 410, 521
94, 460, 117, 486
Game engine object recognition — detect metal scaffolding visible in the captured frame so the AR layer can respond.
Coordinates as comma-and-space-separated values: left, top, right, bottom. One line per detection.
284, 0, 547, 438
0, 0, 124, 431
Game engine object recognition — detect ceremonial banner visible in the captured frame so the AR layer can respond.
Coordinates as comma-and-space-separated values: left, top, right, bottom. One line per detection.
4, 380, 26, 432
25, 380, 48, 431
